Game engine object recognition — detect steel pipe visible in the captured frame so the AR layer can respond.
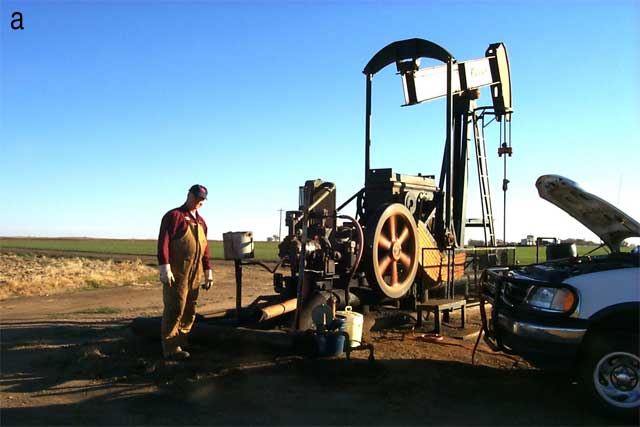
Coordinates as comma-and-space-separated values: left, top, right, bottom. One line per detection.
259, 298, 297, 322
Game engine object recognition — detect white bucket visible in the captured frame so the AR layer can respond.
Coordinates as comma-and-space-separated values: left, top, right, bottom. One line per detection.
335, 306, 363, 347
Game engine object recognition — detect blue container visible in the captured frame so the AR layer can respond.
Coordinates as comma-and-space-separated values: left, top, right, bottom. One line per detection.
329, 318, 346, 332
315, 318, 346, 357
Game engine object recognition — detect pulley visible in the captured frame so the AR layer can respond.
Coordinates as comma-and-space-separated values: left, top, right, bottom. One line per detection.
365, 203, 419, 299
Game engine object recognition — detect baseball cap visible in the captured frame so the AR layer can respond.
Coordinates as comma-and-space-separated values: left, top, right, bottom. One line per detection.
189, 184, 208, 199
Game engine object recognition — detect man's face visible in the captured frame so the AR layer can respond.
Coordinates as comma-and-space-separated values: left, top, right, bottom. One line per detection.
186, 193, 206, 211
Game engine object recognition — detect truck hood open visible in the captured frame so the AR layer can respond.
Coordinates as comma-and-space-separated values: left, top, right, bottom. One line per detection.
535, 175, 640, 252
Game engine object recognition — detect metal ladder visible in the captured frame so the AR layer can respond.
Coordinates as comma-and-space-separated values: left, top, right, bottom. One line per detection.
470, 109, 496, 247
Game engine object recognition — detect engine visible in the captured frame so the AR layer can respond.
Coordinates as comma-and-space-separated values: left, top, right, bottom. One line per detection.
274, 180, 363, 303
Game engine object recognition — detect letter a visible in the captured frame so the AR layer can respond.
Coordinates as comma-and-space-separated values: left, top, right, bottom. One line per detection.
11, 12, 24, 30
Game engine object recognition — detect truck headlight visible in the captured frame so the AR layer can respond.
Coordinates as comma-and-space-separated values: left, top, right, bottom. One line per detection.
526, 286, 576, 313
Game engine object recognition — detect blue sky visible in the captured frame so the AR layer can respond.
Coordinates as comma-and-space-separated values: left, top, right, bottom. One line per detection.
1, 0, 638, 243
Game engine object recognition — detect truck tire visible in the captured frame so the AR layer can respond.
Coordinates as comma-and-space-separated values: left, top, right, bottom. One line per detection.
580, 332, 640, 421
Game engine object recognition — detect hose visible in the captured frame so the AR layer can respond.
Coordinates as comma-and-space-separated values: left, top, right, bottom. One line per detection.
243, 260, 282, 274
471, 326, 483, 365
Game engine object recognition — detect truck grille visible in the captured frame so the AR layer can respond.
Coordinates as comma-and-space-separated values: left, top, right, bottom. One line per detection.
501, 281, 531, 307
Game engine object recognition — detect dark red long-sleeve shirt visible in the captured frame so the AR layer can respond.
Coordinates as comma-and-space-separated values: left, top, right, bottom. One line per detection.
157, 204, 212, 270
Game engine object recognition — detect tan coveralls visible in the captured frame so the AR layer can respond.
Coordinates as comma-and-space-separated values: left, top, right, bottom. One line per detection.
161, 219, 208, 356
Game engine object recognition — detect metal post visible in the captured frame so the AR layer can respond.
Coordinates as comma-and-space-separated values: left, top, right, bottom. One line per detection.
234, 259, 242, 319
364, 74, 373, 181
503, 153, 508, 245
445, 59, 454, 237
294, 189, 310, 330
452, 98, 471, 246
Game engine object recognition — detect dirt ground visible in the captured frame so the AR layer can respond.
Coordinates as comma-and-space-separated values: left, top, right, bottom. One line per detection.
0, 252, 630, 426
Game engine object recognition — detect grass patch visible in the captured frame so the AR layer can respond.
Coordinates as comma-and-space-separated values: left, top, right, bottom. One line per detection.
0, 238, 282, 262
83, 280, 106, 290
515, 245, 610, 265
0, 238, 157, 255
0, 253, 159, 299
1, 237, 618, 265
139, 273, 159, 283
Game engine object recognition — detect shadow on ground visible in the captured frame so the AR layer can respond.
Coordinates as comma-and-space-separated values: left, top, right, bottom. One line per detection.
0, 320, 633, 426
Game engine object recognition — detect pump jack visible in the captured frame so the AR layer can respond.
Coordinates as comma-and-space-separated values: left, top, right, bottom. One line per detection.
362, 38, 512, 249
275, 38, 515, 322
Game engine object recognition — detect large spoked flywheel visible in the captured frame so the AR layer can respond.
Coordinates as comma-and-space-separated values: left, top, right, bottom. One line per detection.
365, 203, 419, 299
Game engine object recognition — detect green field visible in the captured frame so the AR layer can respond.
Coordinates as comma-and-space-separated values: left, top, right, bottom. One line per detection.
0, 237, 614, 265
513, 245, 609, 265
0, 238, 281, 262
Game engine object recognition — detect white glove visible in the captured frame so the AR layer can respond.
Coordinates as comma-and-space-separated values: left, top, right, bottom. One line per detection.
202, 269, 213, 291
159, 264, 175, 285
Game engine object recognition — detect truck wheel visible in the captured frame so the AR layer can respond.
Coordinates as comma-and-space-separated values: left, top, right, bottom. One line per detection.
580, 333, 640, 420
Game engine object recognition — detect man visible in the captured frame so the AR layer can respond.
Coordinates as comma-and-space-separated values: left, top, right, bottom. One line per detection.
157, 184, 214, 361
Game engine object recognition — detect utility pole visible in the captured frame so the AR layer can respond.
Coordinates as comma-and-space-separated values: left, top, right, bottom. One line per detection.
277, 208, 284, 242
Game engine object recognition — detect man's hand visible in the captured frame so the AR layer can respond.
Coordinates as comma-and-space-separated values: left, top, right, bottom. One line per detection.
202, 269, 214, 291
159, 264, 175, 285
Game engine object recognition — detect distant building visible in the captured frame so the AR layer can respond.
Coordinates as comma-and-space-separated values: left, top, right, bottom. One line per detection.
520, 235, 535, 246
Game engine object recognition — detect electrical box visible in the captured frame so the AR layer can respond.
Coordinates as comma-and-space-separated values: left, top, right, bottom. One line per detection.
222, 231, 255, 260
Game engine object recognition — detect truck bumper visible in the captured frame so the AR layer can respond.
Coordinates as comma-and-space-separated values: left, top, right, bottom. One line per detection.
495, 313, 586, 369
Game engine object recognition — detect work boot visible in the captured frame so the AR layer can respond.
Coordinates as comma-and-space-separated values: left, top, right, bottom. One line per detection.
164, 347, 190, 361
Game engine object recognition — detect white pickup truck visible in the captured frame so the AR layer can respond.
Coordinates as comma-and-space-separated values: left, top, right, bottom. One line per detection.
481, 175, 639, 419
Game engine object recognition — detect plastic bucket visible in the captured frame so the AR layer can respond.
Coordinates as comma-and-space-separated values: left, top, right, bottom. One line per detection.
329, 318, 345, 332
335, 306, 363, 347
315, 319, 345, 357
